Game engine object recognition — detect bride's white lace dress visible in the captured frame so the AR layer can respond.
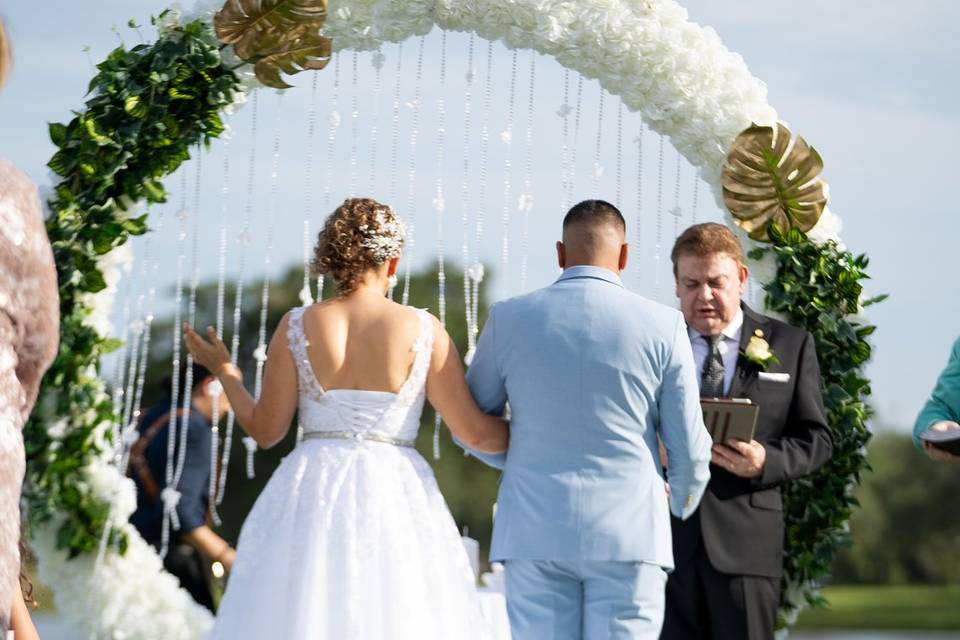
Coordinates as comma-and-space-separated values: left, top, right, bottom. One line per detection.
209, 306, 489, 639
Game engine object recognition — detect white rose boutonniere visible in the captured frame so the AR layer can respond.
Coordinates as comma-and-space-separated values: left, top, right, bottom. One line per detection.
742, 329, 779, 370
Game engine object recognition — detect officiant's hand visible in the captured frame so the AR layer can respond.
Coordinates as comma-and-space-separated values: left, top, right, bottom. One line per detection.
712, 439, 766, 478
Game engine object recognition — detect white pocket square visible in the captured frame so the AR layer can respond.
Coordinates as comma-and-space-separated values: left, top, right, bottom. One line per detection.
758, 372, 790, 383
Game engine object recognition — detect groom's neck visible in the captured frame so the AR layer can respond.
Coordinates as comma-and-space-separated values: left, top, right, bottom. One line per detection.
563, 258, 621, 273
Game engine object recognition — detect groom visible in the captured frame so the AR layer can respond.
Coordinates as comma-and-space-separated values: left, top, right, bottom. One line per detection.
463, 200, 713, 639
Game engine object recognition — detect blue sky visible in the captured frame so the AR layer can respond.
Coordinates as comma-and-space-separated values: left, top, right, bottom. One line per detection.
1, 1, 957, 431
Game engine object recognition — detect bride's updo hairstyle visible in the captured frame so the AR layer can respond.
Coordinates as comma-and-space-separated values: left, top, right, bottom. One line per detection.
312, 197, 405, 296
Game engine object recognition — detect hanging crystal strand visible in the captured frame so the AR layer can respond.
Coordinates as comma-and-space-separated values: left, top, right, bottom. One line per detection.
128, 226, 164, 468
653, 134, 665, 299
110, 274, 135, 458
690, 171, 700, 224
208, 135, 231, 526
615, 100, 624, 206
499, 49, 518, 274
467, 38, 494, 360
388, 43, 403, 208
300, 73, 319, 307
159, 172, 191, 559
323, 52, 342, 210
119, 231, 162, 477
167, 167, 201, 498
119, 249, 148, 446
401, 35, 426, 306
566, 75, 585, 206
460, 34, 476, 362
591, 87, 606, 194
519, 52, 536, 293
386, 42, 404, 300
108, 223, 138, 453
247, 92, 285, 479
217, 90, 261, 507
175, 146, 204, 487
558, 69, 571, 214
634, 118, 645, 289
432, 31, 448, 461
348, 51, 360, 197
671, 151, 683, 241
120, 207, 153, 441
95, 205, 165, 574
119, 215, 162, 476
318, 53, 343, 306
369, 46, 385, 192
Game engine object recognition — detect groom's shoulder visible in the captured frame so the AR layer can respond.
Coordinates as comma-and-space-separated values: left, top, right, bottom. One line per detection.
491, 287, 552, 312
596, 290, 685, 344
621, 291, 684, 324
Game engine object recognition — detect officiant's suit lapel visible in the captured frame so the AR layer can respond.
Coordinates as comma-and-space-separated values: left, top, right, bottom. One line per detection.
727, 304, 770, 400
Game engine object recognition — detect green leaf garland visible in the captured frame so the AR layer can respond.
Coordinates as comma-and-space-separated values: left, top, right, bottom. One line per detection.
25, 16, 239, 558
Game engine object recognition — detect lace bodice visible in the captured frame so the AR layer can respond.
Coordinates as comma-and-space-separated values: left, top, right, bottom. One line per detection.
286, 306, 434, 444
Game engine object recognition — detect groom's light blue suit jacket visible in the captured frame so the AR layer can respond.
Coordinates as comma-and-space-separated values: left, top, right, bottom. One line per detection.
464, 266, 712, 569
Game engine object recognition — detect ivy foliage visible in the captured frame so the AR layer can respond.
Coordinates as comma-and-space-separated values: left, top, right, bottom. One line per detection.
25, 15, 239, 558
750, 225, 886, 619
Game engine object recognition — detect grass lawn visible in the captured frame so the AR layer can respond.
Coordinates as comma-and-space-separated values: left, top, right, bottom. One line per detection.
796, 585, 960, 631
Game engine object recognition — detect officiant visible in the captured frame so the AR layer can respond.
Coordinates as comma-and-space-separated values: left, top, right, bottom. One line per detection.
660, 223, 832, 640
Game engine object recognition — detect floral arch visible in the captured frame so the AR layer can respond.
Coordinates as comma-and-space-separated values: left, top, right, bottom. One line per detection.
27, 0, 877, 637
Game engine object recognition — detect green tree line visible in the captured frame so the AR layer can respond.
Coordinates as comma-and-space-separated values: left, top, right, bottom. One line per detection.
830, 430, 960, 585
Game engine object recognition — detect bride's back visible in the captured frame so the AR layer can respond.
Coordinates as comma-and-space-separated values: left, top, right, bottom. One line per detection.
300, 294, 421, 394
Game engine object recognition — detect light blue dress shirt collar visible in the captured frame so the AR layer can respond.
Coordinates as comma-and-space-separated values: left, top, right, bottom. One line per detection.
556, 265, 625, 288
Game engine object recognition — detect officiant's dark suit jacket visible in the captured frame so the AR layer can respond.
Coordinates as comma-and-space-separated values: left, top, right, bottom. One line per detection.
672, 304, 833, 578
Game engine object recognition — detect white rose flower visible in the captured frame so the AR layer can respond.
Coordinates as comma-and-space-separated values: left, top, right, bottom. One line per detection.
745, 335, 773, 362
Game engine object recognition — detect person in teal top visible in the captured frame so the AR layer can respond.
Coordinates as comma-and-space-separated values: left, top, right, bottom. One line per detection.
914, 336, 960, 462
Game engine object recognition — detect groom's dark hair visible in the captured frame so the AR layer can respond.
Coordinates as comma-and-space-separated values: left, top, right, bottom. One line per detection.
563, 200, 626, 233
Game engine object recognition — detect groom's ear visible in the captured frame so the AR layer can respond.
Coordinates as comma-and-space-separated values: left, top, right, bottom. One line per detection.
556, 241, 566, 269
619, 243, 629, 272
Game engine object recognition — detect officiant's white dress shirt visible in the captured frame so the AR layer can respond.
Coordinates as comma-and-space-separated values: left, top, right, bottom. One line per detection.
688, 308, 743, 397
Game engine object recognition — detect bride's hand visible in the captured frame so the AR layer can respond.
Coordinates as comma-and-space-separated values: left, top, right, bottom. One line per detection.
183, 323, 232, 376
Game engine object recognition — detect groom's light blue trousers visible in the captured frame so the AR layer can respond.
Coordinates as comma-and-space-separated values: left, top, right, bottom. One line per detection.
504, 559, 668, 640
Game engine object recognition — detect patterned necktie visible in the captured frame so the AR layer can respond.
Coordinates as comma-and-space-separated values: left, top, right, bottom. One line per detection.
701, 334, 725, 398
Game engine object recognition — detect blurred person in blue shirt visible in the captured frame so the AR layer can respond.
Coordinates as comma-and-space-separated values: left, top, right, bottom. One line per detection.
129, 362, 237, 610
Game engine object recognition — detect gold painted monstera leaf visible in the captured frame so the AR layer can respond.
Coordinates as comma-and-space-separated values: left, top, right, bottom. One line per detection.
215, 0, 331, 89
722, 122, 828, 242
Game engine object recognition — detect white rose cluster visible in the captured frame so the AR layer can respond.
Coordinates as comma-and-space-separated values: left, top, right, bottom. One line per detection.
79, 242, 134, 338
33, 520, 213, 639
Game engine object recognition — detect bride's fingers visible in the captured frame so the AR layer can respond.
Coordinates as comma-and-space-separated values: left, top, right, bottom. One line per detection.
206, 326, 230, 352
206, 326, 223, 345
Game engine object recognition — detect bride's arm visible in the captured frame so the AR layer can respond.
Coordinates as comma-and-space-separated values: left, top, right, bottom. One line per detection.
183, 314, 299, 449
426, 317, 508, 454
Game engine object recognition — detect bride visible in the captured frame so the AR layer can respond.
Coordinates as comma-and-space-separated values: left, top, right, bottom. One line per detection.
184, 197, 508, 639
